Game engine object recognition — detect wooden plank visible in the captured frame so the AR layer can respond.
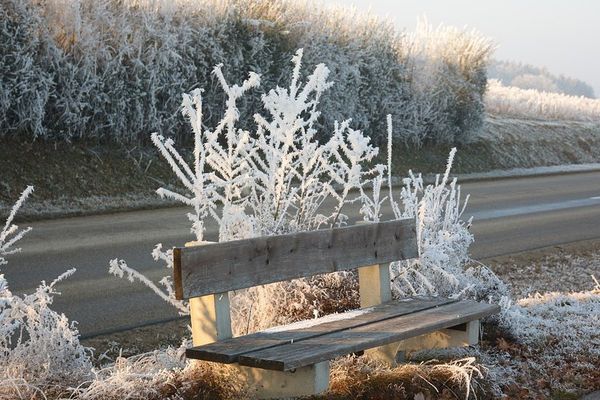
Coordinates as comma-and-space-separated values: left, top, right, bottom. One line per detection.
184, 240, 233, 347
174, 218, 417, 299
186, 297, 455, 363
237, 300, 500, 371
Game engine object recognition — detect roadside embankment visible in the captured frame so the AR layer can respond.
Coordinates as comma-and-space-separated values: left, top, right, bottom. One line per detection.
3, 115, 600, 221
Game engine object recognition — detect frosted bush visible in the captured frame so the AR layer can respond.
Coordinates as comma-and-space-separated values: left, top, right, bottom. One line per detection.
110, 49, 381, 332
3, 0, 491, 145
404, 19, 494, 144
0, 187, 92, 399
384, 148, 509, 303
486, 79, 600, 121
0, 0, 51, 137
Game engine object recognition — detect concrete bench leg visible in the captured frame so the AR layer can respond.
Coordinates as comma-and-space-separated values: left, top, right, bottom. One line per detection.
236, 362, 330, 399
366, 320, 480, 366
365, 342, 403, 365
396, 320, 480, 361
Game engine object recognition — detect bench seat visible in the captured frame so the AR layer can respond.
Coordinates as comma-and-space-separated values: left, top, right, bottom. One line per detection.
186, 297, 500, 371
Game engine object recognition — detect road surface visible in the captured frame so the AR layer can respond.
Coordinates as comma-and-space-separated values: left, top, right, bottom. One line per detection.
4, 171, 600, 337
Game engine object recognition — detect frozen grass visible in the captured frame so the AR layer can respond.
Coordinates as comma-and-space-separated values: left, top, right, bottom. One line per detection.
488, 59, 596, 98
486, 79, 600, 122
493, 282, 600, 398
0, 187, 93, 400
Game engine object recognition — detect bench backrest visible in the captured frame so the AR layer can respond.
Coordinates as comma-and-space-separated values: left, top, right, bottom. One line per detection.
173, 219, 418, 300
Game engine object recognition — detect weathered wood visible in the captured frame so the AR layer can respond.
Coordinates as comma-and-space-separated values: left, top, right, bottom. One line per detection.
237, 301, 500, 371
185, 241, 233, 346
173, 219, 417, 299
186, 297, 456, 363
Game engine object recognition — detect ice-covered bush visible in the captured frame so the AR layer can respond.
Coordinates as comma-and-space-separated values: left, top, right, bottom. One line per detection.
388, 148, 509, 303
486, 79, 600, 121
0, 187, 92, 399
405, 20, 494, 144
2, 0, 491, 145
0, 0, 52, 137
110, 49, 381, 332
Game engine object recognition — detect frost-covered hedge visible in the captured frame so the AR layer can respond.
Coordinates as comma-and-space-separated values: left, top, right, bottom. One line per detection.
0, 0, 492, 145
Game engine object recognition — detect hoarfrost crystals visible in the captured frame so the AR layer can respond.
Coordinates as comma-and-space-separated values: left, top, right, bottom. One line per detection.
0, 188, 92, 398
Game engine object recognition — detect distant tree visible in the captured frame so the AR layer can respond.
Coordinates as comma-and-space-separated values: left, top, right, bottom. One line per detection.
510, 74, 558, 93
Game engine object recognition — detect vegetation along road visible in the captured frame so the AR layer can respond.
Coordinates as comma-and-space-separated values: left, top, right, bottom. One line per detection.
4, 171, 600, 338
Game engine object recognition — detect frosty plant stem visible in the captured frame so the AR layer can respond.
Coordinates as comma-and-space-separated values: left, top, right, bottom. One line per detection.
109, 49, 386, 325
0, 186, 33, 265
1, 187, 92, 398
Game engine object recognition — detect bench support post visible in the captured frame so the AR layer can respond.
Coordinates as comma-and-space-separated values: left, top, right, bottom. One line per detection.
358, 263, 391, 308
358, 262, 399, 365
186, 241, 233, 346
189, 292, 232, 346
396, 320, 480, 361
237, 362, 330, 399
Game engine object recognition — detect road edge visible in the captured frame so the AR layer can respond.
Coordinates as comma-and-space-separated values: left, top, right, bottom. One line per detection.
10, 163, 600, 222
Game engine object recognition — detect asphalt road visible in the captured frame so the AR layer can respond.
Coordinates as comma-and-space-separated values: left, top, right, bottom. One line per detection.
4, 171, 600, 337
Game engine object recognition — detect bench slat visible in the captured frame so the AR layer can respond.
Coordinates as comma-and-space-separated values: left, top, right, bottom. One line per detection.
186, 297, 456, 363
237, 300, 500, 371
174, 219, 417, 299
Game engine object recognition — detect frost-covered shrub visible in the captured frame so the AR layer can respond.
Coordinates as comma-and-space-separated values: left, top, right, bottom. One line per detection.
110, 49, 381, 332
405, 21, 493, 144
486, 79, 600, 121
0, 0, 52, 137
388, 149, 509, 303
0, 187, 92, 398
2, 0, 491, 145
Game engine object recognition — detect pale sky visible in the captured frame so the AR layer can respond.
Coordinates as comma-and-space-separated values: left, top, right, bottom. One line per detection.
323, 0, 600, 96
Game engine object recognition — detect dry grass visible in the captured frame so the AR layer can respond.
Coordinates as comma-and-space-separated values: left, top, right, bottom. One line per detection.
324, 356, 488, 400
75, 355, 489, 400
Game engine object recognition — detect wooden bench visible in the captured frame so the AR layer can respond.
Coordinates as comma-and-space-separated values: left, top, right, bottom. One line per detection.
173, 219, 499, 398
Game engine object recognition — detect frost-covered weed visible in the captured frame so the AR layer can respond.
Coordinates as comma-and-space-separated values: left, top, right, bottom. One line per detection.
71, 347, 187, 400
110, 50, 508, 337
385, 149, 508, 303
110, 50, 381, 333
0, 187, 92, 399
486, 79, 600, 121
